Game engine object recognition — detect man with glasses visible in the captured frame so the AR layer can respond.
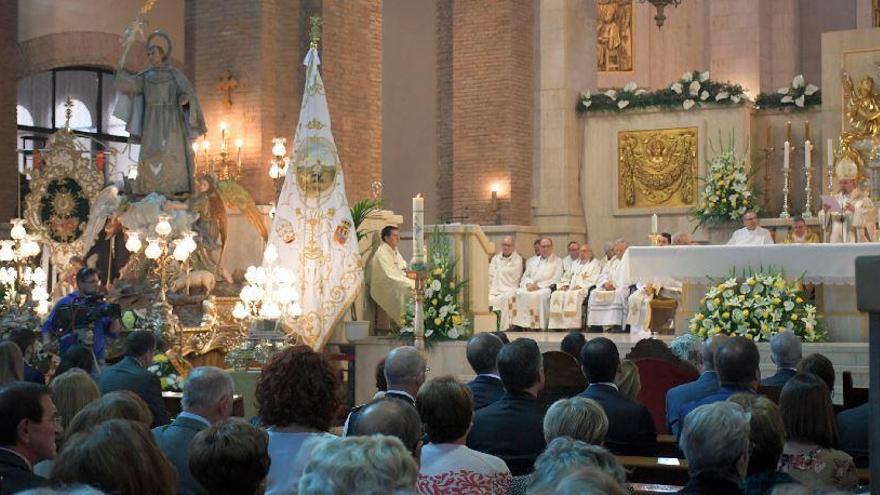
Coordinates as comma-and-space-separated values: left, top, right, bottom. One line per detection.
727, 210, 774, 245
0, 382, 62, 493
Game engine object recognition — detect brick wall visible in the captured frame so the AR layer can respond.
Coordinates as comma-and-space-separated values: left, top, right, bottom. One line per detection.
436, 0, 534, 226
0, 0, 18, 221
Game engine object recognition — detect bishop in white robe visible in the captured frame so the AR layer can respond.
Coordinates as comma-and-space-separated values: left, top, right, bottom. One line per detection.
727, 210, 774, 245
823, 159, 877, 243
488, 236, 524, 331
369, 227, 414, 325
587, 240, 631, 329
548, 244, 603, 330
511, 238, 563, 330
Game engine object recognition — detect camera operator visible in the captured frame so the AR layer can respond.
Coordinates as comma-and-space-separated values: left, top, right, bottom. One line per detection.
42, 267, 121, 366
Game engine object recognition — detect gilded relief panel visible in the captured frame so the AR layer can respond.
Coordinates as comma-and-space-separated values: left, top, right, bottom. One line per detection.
597, 0, 633, 72
618, 127, 698, 209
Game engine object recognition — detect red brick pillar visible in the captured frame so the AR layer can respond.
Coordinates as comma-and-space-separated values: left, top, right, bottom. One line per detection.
437, 0, 534, 225
0, 0, 18, 222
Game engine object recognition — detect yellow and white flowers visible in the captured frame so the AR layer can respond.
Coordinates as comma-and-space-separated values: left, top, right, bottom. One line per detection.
692, 147, 757, 225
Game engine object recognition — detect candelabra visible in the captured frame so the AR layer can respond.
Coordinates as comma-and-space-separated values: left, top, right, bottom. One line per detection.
762, 127, 775, 213
803, 140, 814, 218
780, 168, 791, 219
0, 219, 48, 316
268, 137, 291, 197
193, 121, 243, 180
406, 266, 432, 351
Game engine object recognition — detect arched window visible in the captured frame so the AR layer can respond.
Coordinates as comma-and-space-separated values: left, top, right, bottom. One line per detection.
53, 99, 93, 132
16, 105, 33, 127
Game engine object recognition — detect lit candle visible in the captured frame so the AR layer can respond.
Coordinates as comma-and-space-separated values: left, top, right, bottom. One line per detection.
804, 120, 811, 142
804, 140, 811, 172
651, 213, 658, 234
220, 122, 228, 153
235, 138, 243, 168
412, 194, 425, 265
783, 140, 790, 170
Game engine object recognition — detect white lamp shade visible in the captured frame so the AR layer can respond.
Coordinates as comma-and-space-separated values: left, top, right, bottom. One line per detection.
240, 285, 261, 304
35, 300, 50, 317
21, 238, 41, 257
31, 268, 47, 284
128, 166, 139, 180
10, 220, 27, 241
271, 140, 287, 157
31, 286, 49, 302
259, 301, 282, 319
172, 244, 190, 262
125, 233, 143, 253
244, 266, 259, 284
0, 241, 15, 262
273, 288, 295, 305
269, 163, 281, 179
155, 217, 173, 237
144, 239, 163, 260
232, 302, 249, 320
287, 302, 303, 317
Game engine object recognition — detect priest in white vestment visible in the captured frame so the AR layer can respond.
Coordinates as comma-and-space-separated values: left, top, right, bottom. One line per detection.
369, 226, 414, 325
823, 158, 877, 243
727, 210, 774, 245
511, 238, 563, 330
562, 240, 580, 274
587, 239, 631, 330
548, 244, 603, 330
488, 236, 524, 331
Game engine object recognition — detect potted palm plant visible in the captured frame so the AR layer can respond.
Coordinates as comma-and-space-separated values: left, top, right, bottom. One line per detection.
344, 198, 383, 341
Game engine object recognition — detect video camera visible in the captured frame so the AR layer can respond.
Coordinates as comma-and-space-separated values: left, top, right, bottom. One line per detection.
52, 294, 121, 345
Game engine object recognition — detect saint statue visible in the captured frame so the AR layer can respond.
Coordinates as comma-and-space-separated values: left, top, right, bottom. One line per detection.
822, 158, 877, 243
114, 31, 207, 197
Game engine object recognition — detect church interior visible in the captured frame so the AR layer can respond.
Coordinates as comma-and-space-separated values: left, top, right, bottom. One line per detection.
1, 1, 880, 493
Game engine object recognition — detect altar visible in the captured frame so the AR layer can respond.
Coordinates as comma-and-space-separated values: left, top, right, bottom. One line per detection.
619, 244, 877, 342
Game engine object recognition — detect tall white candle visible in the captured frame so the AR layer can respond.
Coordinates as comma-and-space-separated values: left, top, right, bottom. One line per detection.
826, 138, 833, 169
412, 194, 425, 265
783, 141, 790, 170
651, 213, 658, 234
805, 140, 811, 171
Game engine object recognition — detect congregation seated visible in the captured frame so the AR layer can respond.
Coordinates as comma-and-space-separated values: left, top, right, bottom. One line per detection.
65, 390, 153, 435
522, 437, 628, 494
615, 359, 640, 402
373, 358, 387, 399
586, 239, 630, 331
55, 345, 100, 380
511, 238, 563, 330
415, 376, 511, 494
487, 235, 524, 331
666, 334, 728, 436
559, 331, 586, 363
778, 373, 858, 491
550, 466, 628, 495
797, 352, 836, 398
7, 329, 45, 384
548, 244, 602, 330
669, 333, 702, 372
728, 210, 774, 245
727, 393, 799, 495
677, 336, 759, 429
50, 419, 176, 495
0, 340, 24, 386
98, 331, 170, 427
153, 366, 235, 495
543, 396, 608, 445
578, 337, 657, 456
465, 333, 505, 410
837, 401, 869, 468
298, 435, 418, 495
678, 401, 751, 494
0, 382, 59, 493
188, 418, 271, 495
467, 338, 547, 475
257, 346, 340, 494
761, 331, 802, 387
347, 346, 425, 433
348, 397, 423, 460
537, 351, 587, 407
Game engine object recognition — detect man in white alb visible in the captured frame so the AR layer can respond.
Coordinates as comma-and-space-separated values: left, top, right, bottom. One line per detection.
586, 239, 631, 331
488, 236, 524, 331
511, 238, 563, 330
822, 158, 877, 243
562, 241, 580, 274
548, 244, 603, 330
369, 226, 414, 325
727, 210, 774, 245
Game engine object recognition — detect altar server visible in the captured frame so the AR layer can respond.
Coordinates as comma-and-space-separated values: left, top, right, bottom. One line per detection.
562, 241, 580, 274
548, 244, 603, 330
587, 239, 631, 331
511, 238, 563, 330
823, 158, 877, 243
727, 210, 774, 245
488, 236, 524, 331
369, 226, 414, 324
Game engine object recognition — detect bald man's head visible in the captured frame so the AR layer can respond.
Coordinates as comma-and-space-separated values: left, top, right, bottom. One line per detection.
349, 398, 422, 457
501, 236, 514, 256
384, 347, 427, 392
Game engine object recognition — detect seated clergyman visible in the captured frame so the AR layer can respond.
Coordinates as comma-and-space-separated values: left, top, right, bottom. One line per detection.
511, 238, 563, 330
548, 244, 602, 330
586, 239, 630, 332
728, 210, 774, 246
784, 216, 820, 244
369, 225, 414, 324
488, 236, 523, 332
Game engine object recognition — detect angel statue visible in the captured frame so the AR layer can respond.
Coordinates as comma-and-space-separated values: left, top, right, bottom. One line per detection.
841, 71, 880, 150
114, 31, 207, 197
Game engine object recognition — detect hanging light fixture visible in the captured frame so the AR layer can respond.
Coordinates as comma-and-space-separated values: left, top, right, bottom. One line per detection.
639, 0, 682, 29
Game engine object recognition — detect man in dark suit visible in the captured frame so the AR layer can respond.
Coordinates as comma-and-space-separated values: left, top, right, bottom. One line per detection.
467, 338, 547, 475
761, 331, 801, 387
578, 337, 656, 456
0, 383, 61, 494
344, 346, 425, 434
465, 333, 505, 409
98, 330, 171, 427
837, 403, 869, 467
678, 336, 759, 431
7, 328, 45, 384
666, 334, 729, 436
153, 366, 234, 495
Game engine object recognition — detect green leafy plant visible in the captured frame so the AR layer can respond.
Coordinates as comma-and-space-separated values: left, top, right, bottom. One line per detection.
348, 198, 384, 321
755, 74, 821, 110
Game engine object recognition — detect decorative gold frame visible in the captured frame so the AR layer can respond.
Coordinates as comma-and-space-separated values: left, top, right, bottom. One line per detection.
617, 127, 698, 209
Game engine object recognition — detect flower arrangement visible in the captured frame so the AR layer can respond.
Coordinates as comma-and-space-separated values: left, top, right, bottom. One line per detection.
691, 143, 758, 226
689, 272, 825, 343
578, 71, 746, 114
398, 228, 470, 344
755, 74, 821, 110
148, 353, 183, 391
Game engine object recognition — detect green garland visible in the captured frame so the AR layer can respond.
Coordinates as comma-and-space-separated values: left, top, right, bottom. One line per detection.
755, 91, 821, 110
755, 74, 821, 111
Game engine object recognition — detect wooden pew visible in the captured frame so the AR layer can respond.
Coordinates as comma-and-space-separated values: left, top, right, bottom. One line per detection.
617, 456, 689, 486
656, 434, 682, 458
631, 484, 684, 495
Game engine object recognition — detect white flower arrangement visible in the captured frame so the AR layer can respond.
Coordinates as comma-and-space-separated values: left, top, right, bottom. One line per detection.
691, 144, 758, 226
777, 74, 819, 108
580, 71, 746, 113
148, 353, 183, 392
690, 272, 825, 342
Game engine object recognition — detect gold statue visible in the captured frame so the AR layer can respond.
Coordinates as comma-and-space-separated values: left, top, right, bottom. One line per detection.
597, 0, 633, 72
839, 70, 880, 177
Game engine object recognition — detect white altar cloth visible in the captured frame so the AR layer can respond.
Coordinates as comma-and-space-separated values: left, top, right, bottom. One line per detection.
619, 244, 880, 286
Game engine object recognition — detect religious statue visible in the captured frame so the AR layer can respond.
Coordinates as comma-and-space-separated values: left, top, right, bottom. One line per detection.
114, 31, 207, 197
839, 70, 880, 176
597, 0, 633, 72
822, 158, 877, 243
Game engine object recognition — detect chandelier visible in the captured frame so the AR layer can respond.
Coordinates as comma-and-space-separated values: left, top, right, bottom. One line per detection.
0, 219, 48, 315
192, 121, 244, 181
639, 0, 682, 29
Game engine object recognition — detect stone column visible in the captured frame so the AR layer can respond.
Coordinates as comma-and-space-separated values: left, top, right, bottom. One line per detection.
436, 0, 534, 226
0, 0, 17, 222
533, 0, 595, 245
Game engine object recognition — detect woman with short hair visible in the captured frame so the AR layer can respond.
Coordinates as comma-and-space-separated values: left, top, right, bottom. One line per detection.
543, 396, 608, 445
779, 373, 857, 491
0, 340, 24, 385
415, 376, 510, 494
